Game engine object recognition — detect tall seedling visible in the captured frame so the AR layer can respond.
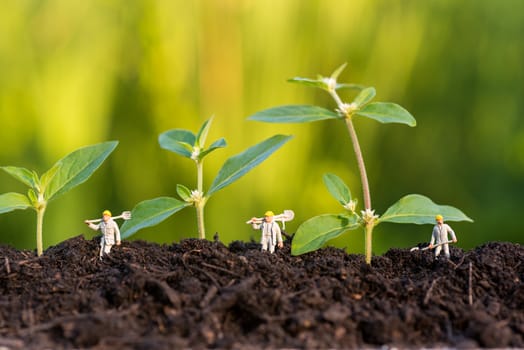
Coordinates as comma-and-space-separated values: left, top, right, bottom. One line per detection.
0, 141, 118, 256
249, 64, 472, 264
120, 117, 291, 239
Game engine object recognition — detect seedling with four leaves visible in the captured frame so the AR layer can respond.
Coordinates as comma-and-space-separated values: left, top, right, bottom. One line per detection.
0, 141, 118, 256
120, 117, 291, 240
249, 63, 473, 264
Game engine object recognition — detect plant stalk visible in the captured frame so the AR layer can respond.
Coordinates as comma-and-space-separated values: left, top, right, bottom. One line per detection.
196, 160, 206, 239
36, 205, 46, 256
329, 88, 372, 210
196, 202, 205, 240
365, 222, 373, 264
344, 118, 372, 210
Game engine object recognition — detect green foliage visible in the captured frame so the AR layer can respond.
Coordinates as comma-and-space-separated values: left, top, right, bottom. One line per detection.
250, 64, 472, 263
122, 117, 291, 240
121, 197, 189, 239
208, 135, 291, 196
380, 194, 473, 225
0, 141, 118, 255
291, 214, 359, 255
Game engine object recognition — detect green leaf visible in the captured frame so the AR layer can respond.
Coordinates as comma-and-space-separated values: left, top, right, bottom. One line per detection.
120, 197, 189, 239
353, 87, 376, 107
199, 138, 227, 159
39, 164, 59, 193
159, 129, 196, 158
207, 134, 292, 196
291, 214, 360, 256
1, 166, 39, 189
196, 117, 214, 148
45, 141, 118, 202
335, 83, 365, 91
355, 102, 416, 126
287, 77, 328, 90
0, 192, 31, 214
379, 194, 474, 225
323, 173, 351, 206
176, 184, 192, 202
330, 62, 347, 80
248, 105, 340, 124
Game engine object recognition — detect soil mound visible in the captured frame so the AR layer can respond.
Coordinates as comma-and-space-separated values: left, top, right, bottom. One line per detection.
0, 236, 522, 349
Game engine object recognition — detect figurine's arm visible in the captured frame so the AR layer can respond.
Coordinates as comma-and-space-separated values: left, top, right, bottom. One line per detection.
114, 222, 121, 245
85, 221, 100, 231
251, 219, 261, 230
275, 223, 283, 248
429, 227, 437, 247
447, 225, 457, 242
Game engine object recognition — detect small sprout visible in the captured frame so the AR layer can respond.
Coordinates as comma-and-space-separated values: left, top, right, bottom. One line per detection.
120, 117, 291, 240
323, 77, 337, 92
344, 199, 357, 213
0, 142, 118, 256
249, 64, 472, 264
336, 102, 359, 118
361, 209, 379, 225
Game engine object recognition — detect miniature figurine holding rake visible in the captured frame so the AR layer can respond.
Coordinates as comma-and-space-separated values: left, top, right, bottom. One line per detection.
85, 210, 131, 259
247, 210, 294, 253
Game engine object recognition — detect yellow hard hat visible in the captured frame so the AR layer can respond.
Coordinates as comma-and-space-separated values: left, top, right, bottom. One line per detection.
103, 210, 112, 217
435, 214, 443, 221
264, 211, 275, 217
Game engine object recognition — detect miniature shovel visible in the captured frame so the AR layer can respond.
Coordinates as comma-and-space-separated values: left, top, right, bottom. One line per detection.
85, 211, 132, 224
410, 240, 453, 252
246, 210, 295, 229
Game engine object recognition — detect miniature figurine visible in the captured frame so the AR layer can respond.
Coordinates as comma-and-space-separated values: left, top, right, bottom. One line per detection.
85, 210, 130, 259
247, 210, 294, 253
429, 214, 457, 259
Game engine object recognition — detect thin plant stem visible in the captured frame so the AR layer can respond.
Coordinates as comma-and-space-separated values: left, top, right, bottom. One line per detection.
196, 160, 206, 239
36, 206, 46, 256
330, 87, 374, 263
344, 118, 371, 210
196, 202, 205, 239
329, 88, 372, 210
365, 223, 373, 264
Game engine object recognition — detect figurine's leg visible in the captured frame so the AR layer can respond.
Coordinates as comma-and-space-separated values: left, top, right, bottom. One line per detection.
268, 237, 275, 254
99, 240, 105, 259
260, 235, 268, 251
104, 244, 113, 255
443, 244, 450, 258
434, 245, 442, 258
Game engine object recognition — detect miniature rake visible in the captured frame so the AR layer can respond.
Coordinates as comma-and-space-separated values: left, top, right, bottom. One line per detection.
246, 210, 295, 229
85, 211, 132, 224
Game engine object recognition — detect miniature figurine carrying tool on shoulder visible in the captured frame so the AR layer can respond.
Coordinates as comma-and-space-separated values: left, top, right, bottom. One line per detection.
85, 210, 131, 259
429, 214, 457, 259
246, 210, 294, 253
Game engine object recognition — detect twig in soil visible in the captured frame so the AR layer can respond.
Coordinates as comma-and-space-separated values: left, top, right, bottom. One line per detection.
18, 307, 137, 336
452, 255, 466, 270
187, 265, 221, 288
423, 277, 442, 305
4, 256, 10, 274
468, 262, 473, 306
201, 262, 243, 278
0, 337, 24, 348
200, 285, 218, 308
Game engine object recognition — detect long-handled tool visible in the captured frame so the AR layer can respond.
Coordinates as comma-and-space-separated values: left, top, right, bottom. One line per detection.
85, 211, 132, 224
246, 210, 295, 229
410, 240, 453, 252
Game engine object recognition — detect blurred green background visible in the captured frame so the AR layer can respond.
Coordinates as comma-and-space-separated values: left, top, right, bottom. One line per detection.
1, 0, 522, 255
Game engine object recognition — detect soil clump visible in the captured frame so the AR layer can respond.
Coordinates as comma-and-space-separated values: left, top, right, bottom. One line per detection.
0, 236, 522, 349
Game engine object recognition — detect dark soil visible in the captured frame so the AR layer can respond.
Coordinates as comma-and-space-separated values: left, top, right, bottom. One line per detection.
0, 235, 522, 349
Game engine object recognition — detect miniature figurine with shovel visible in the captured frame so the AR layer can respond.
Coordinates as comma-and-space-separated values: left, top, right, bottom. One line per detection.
85, 210, 131, 259
410, 214, 457, 260
247, 210, 294, 253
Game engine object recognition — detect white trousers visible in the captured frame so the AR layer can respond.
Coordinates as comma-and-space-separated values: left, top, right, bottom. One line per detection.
261, 234, 275, 253
435, 244, 450, 258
